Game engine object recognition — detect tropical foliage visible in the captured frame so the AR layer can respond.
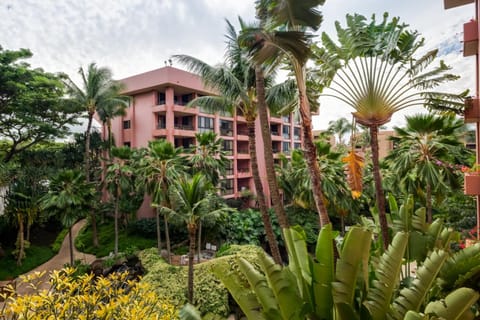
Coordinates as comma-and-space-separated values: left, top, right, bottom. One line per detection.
317, 13, 463, 248
1, 268, 177, 319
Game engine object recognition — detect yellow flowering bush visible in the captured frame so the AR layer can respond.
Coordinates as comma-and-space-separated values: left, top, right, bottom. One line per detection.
0, 267, 177, 320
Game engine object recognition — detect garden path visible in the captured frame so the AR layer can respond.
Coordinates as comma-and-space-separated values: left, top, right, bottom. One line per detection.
0, 219, 96, 295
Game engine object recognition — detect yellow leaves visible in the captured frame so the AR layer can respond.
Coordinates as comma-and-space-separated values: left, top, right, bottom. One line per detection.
342, 151, 364, 199
3, 267, 178, 319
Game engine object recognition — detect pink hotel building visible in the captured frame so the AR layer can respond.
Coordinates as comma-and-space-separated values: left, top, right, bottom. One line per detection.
108, 66, 302, 217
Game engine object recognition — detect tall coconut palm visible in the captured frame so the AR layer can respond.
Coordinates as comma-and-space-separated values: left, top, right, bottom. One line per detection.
173, 20, 284, 264
164, 173, 232, 304
41, 170, 95, 265
65, 63, 129, 247
319, 13, 461, 248
386, 114, 469, 222
104, 146, 135, 256
136, 139, 186, 261
239, 0, 332, 228
251, 1, 290, 231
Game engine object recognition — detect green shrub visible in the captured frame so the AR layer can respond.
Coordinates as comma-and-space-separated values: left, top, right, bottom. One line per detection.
139, 244, 263, 318
51, 228, 69, 253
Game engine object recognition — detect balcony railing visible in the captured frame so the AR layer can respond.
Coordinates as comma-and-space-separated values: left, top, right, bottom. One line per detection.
220, 129, 233, 136
237, 129, 249, 135
237, 148, 249, 154
174, 124, 194, 130
238, 168, 250, 174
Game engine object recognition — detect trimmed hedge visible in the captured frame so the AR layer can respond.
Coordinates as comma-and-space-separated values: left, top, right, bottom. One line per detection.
139, 244, 263, 318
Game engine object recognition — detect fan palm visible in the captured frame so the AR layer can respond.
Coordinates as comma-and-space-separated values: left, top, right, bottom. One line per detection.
41, 170, 95, 265
65, 63, 129, 247
327, 117, 353, 146
239, 0, 331, 228
319, 13, 461, 248
386, 114, 469, 222
136, 139, 186, 261
173, 19, 285, 264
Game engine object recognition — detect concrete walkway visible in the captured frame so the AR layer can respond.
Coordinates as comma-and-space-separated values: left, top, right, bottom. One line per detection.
0, 219, 96, 295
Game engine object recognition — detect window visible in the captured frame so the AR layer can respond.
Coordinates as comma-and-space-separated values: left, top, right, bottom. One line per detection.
123, 120, 131, 129
283, 142, 290, 154
282, 125, 290, 139
226, 160, 234, 175
198, 116, 214, 132
181, 93, 193, 105
123, 142, 131, 147
282, 115, 291, 123
270, 124, 280, 136
157, 115, 166, 129
223, 140, 233, 155
294, 127, 301, 140
220, 179, 234, 195
294, 142, 302, 150
158, 92, 166, 105
220, 120, 233, 136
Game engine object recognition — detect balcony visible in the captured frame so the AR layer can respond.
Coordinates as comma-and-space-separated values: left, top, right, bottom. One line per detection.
463, 20, 478, 57
237, 167, 251, 178
464, 98, 480, 123
174, 124, 194, 130
220, 129, 233, 137
444, 0, 474, 9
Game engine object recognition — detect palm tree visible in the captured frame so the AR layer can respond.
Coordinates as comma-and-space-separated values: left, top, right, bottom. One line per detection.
164, 173, 232, 304
319, 13, 461, 248
65, 63, 129, 247
187, 131, 228, 260
104, 146, 135, 256
41, 170, 95, 265
327, 117, 353, 146
239, 0, 332, 228
136, 139, 186, 261
188, 131, 228, 187
386, 114, 469, 222
96, 100, 129, 157
173, 20, 284, 264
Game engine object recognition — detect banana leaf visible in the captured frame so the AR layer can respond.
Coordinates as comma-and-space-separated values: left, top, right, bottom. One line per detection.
363, 232, 408, 320
332, 227, 372, 312
391, 249, 448, 319
440, 242, 480, 290
238, 257, 282, 319
424, 287, 479, 320
212, 263, 266, 320
259, 252, 305, 319
312, 223, 335, 319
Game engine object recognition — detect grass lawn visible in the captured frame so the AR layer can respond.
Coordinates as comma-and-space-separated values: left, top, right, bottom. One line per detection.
76, 219, 157, 258
0, 245, 55, 280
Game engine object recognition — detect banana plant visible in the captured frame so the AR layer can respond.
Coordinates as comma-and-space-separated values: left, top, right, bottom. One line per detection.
212, 223, 479, 319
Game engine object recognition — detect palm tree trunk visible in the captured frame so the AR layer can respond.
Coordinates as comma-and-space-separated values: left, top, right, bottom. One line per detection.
296, 71, 331, 227
69, 226, 74, 266
426, 183, 432, 223
156, 208, 162, 256
197, 221, 202, 263
114, 193, 119, 256
247, 119, 282, 264
16, 213, 24, 266
255, 66, 289, 229
85, 114, 99, 248
369, 124, 389, 249
187, 223, 196, 304
164, 214, 171, 264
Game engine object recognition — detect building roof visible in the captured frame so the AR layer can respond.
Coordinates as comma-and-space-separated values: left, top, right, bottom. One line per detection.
120, 66, 214, 96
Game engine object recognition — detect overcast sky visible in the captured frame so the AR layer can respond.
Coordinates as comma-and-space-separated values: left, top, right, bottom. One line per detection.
0, 0, 475, 130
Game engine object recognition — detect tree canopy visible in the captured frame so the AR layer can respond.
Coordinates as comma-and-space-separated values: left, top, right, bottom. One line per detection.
0, 46, 81, 163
